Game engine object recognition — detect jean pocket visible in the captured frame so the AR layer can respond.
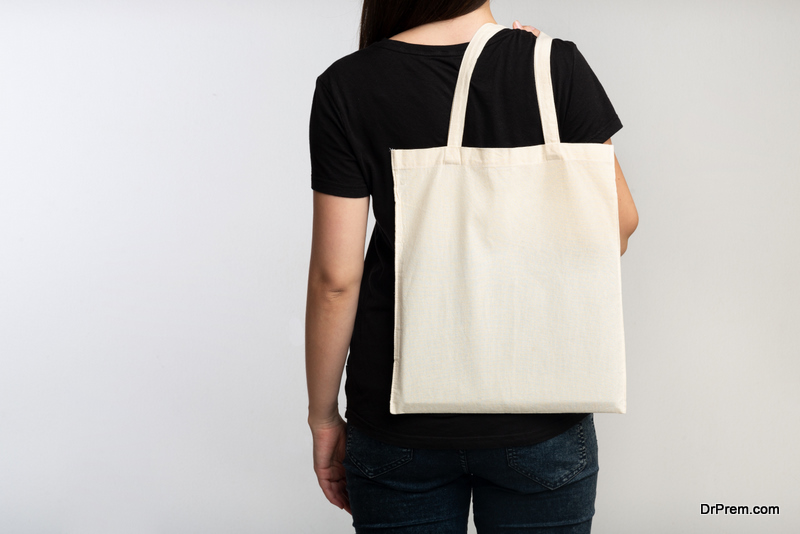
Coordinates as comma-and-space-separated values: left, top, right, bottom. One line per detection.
505, 416, 590, 490
345, 424, 414, 479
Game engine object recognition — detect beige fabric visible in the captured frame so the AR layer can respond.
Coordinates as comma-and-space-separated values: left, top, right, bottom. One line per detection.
390, 23, 626, 414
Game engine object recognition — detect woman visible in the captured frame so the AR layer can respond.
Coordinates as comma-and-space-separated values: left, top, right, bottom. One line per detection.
306, 0, 639, 531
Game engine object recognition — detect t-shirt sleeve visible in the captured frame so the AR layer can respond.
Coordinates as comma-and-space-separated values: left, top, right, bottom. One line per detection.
308, 75, 370, 198
554, 39, 623, 144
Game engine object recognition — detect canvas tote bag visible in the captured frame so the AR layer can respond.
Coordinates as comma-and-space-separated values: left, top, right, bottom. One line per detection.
390, 23, 626, 414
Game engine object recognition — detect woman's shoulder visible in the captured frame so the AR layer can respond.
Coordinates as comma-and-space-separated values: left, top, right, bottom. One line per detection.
485, 27, 580, 79
315, 42, 386, 92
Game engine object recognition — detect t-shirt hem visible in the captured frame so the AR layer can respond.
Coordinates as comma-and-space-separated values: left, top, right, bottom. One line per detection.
311, 181, 370, 198
345, 409, 590, 450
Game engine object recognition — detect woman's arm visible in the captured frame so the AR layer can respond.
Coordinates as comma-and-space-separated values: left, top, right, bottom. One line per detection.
604, 139, 639, 255
305, 191, 370, 425
305, 191, 368, 514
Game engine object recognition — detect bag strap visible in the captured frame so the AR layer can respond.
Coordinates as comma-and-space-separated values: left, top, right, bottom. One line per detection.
446, 23, 560, 150
446, 23, 506, 149
533, 32, 560, 144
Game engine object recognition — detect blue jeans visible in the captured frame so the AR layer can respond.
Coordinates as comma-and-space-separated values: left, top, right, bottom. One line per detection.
342, 414, 598, 533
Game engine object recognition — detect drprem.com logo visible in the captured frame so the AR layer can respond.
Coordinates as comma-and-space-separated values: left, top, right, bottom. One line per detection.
700, 503, 780, 515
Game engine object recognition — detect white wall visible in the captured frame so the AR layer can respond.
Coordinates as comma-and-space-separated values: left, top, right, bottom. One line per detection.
0, 1, 797, 532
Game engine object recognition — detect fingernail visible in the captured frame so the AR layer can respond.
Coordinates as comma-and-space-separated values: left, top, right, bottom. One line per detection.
513, 20, 520, 28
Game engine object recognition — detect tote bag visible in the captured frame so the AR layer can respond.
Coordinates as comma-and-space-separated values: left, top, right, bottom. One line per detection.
390, 23, 626, 414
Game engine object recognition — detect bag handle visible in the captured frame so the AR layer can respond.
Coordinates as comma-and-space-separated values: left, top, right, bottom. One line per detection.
446, 23, 560, 151
445, 23, 505, 149
532, 31, 560, 144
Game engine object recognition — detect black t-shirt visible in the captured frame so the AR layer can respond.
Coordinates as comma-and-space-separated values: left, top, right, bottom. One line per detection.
308, 28, 622, 449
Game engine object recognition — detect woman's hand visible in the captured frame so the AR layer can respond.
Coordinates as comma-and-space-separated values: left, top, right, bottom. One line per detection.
512, 20, 540, 37
309, 413, 352, 514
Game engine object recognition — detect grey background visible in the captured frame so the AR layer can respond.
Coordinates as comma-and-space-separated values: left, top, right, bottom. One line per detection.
1, 0, 798, 532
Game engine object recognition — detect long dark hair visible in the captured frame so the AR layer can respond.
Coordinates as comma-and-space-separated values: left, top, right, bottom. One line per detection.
359, 0, 488, 50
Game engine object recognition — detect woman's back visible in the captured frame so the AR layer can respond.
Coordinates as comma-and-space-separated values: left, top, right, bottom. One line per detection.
309, 27, 623, 449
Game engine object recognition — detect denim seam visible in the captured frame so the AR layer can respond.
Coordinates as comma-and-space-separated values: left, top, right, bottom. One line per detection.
459, 450, 470, 474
